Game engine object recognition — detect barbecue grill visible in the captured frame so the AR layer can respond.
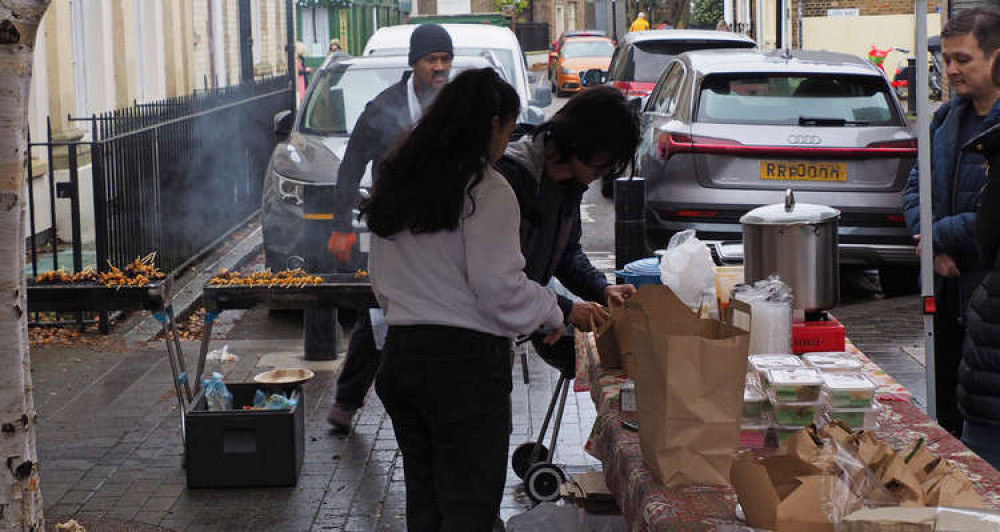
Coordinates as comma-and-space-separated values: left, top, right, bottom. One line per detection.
195, 273, 377, 393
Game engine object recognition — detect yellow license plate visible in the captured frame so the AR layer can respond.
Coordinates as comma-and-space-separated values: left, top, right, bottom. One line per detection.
759, 161, 847, 182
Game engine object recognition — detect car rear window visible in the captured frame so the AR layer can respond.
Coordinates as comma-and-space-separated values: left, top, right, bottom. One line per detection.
562, 40, 614, 59
632, 40, 754, 81
695, 74, 902, 126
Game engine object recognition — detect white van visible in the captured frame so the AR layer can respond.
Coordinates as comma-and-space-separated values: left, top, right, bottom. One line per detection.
363, 24, 551, 124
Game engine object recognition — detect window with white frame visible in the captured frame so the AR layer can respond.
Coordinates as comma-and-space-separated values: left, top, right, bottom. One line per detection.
132, 0, 146, 102
300, 7, 330, 57
70, 0, 89, 122
251, 0, 262, 69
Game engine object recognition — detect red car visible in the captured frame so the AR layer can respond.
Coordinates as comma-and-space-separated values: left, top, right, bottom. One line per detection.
607, 30, 756, 99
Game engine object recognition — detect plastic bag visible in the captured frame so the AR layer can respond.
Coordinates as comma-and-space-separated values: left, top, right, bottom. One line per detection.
732, 276, 793, 354
205, 344, 239, 363
203, 372, 233, 411
658, 230, 717, 317
370, 309, 388, 350
252, 389, 298, 410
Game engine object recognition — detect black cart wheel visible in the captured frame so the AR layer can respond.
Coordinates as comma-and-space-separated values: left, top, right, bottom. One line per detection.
512, 442, 549, 480
524, 463, 566, 504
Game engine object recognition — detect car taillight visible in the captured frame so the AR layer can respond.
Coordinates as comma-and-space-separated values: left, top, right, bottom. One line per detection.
866, 139, 918, 154
656, 134, 917, 159
657, 132, 741, 160
886, 214, 905, 223
612, 81, 652, 97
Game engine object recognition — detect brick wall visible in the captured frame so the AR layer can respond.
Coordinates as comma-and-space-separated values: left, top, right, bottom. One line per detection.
472, 0, 495, 13
533, 0, 588, 41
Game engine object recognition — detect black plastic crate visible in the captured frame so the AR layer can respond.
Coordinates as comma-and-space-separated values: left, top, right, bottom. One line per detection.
185, 383, 304, 488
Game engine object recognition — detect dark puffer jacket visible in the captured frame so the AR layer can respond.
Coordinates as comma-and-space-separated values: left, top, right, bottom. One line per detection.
903, 98, 1000, 308
958, 122, 1000, 425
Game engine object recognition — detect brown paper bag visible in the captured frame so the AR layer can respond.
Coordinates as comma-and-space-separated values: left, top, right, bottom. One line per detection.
629, 285, 750, 487
595, 303, 630, 372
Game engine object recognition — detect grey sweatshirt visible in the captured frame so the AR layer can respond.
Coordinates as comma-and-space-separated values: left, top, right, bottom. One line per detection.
368, 167, 563, 338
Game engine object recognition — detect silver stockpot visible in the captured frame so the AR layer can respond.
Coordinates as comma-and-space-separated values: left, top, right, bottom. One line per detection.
740, 189, 841, 312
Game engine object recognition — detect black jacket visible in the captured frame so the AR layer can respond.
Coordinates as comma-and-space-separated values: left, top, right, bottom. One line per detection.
331, 73, 412, 232
958, 122, 1000, 426
495, 135, 609, 321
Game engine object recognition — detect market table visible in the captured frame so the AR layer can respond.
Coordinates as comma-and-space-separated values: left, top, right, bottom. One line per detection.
575, 332, 1000, 532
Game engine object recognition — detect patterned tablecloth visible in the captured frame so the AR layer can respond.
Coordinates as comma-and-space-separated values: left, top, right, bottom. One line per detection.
575, 331, 1000, 532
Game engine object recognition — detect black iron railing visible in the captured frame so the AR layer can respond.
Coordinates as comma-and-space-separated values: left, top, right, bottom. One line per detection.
25, 75, 294, 326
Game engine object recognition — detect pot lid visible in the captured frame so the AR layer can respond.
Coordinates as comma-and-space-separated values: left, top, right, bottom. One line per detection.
624, 257, 661, 276
740, 189, 840, 225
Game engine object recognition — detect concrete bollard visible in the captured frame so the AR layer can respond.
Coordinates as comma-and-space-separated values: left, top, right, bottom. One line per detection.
614, 176, 646, 270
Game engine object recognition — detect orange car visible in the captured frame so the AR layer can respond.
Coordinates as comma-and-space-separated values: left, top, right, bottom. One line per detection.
549, 36, 614, 96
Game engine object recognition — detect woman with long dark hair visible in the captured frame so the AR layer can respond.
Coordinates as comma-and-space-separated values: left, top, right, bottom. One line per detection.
362, 68, 563, 531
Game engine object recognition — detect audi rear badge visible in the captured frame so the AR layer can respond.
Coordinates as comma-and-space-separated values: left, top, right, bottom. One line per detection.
788, 134, 822, 145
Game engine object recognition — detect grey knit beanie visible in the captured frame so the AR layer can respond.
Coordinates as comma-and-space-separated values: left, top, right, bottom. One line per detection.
408, 24, 453, 65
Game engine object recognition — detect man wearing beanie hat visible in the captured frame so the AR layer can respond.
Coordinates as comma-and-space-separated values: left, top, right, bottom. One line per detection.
325, 24, 453, 433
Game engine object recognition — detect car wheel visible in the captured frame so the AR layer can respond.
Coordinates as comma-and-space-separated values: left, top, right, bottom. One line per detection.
878, 265, 920, 297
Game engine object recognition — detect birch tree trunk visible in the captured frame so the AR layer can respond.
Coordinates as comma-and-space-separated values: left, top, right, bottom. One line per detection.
0, 1, 51, 530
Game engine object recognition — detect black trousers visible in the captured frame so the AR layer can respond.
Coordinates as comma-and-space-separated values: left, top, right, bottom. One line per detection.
334, 312, 381, 410
376, 325, 512, 532
935, 276, 965, 437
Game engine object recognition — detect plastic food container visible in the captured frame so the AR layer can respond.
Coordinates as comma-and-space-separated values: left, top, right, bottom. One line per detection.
743, 382, 769, 420
822, 373, 876, 408
767, 368, 824, 403
768, 396, 822, 426
821, 400, 880, 430
802, 352, 864, 373
749, 354, 804, 387
739, 423, 772, 449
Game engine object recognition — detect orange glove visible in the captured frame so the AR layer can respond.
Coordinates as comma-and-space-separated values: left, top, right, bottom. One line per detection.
327, 231, 357, 263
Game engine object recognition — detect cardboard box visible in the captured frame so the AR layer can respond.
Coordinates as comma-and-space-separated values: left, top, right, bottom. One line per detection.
559, 471, 620, 514
732, 453, 843, 532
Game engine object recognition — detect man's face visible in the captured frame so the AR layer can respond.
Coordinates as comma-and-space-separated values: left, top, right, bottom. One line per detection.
412, 52, 453, 93
943, 33, 996, 100
568, 152, 615, 186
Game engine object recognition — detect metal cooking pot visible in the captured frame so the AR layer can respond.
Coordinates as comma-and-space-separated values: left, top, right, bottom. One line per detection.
740, 189, 841, 312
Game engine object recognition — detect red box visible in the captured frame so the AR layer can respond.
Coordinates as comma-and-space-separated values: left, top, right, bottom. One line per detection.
792, 317, 846, 354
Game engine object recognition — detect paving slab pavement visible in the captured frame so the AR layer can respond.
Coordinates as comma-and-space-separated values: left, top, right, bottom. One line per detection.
34, 337, 602, 531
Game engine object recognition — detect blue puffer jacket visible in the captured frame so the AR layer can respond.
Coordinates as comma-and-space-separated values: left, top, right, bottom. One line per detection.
903, 97, 1000, 307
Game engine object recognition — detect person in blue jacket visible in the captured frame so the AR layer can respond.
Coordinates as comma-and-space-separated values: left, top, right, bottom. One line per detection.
902, 6, 1000, 436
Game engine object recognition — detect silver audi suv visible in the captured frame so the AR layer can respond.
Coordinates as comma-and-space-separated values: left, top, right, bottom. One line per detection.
630, 49, 918, 293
